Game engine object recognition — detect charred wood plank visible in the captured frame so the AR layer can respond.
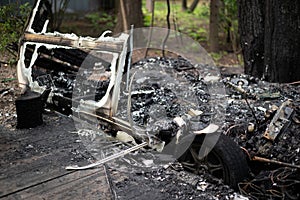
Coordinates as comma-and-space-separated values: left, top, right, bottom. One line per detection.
24, 47, 79, 73
12, 168, 112, 200
24, 43, 112, 71
35, 57, 79, 73
0, 116, 112, 199
39, 47, 89, 68
37, 47, 111, 71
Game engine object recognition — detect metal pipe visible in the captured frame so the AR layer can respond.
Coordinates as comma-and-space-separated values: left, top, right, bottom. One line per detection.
66, 142, 148, 170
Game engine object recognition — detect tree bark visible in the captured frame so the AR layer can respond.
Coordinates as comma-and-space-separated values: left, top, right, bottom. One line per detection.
264, 0, 300, 82
238, 0, 300, 83
238, 0, 265, 77
209, 0, 220, 52
114, 0, 143, 33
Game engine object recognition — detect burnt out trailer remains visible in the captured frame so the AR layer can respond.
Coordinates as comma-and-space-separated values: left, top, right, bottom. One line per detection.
16, 0, 252, 192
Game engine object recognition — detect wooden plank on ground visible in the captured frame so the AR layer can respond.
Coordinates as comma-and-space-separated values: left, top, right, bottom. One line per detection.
7, 167, 112, 200
0, 114, 113, 199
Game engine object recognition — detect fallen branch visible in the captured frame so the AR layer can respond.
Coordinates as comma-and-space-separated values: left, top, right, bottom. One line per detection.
252, 156, 300, 169
1, 78, 16, 83
285, 81, 300, 85
0, 60, 9, 65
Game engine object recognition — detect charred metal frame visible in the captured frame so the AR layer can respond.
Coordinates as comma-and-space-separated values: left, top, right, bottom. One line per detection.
17, 0, 159, 157
17, 0, 300, 173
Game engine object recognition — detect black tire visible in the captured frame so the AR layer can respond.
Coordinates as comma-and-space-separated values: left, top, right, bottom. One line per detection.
179, 133, 249, 189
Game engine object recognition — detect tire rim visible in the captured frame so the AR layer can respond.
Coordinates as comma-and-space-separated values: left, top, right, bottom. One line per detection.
182, 143, 227, 181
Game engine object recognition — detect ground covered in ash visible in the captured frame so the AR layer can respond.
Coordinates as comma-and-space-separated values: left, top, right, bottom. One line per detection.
1, 57, 299, 199
0, 64, 20, 129
109, 163, 239, 200
222, 75, 300, 200
110, 57, 299, 200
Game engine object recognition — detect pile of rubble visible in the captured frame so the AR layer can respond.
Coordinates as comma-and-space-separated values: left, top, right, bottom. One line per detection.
118, 57, 300, 199
221, 74, 300, 200
109, 162, 241, 200
1, 54, 299, 199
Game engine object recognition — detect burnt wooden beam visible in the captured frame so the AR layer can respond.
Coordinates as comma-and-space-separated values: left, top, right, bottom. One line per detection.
24, 45, 111, 73
24, 46, 79, 73
43, 48, 88, 67
23, 33, 124, 53
37, 47, 111, 70
35, 57, 79, 73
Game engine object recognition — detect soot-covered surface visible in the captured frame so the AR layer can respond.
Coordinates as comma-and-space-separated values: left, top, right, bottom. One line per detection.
0, 112, 113, 199
110, 57, 299, 200
1, 56, 299, 199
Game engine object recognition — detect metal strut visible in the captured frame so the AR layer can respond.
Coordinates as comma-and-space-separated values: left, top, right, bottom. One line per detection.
65, 142, 148, 170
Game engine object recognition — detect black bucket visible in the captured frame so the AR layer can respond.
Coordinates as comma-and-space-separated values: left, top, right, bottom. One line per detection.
16, 91, 43, 129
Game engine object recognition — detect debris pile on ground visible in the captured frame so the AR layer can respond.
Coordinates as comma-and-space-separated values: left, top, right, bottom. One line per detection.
0, 64, 20, 129
109, 162, 242, 200
115, 57, 300, 199
129, 56, 216, 134
221, 74, 300, 199
1, 56, 299, 199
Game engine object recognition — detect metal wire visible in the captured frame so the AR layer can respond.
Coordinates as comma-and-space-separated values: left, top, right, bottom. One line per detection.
239, 167, 299, 199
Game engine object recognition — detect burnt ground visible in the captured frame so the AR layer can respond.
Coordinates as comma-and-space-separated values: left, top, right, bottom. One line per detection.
0, 112, 113, 199
0, 61, 242, 199
0, 111, 243, 200
1, 59, 300, 199
1, 64, 244, 199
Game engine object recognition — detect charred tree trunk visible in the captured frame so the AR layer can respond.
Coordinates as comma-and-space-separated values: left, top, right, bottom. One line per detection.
238, 0, 265, 78
209, 0, 220, 52
238, 0, 300, 83
114, 0, 143, 33
263, 0, 300, 82
182, 0, 188, 11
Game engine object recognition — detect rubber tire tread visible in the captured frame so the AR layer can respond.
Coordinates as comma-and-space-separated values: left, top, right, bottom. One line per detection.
193, 134, 249, 189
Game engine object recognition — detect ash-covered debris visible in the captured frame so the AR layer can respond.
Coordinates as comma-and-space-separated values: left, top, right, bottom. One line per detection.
239, 167, 299, 200
0, 66, 20, 130
115, 57, 299, 199
220, 74, 300, 199
129, 56, 214, 136
109, 162, 243, 200
221, 74, 300, 162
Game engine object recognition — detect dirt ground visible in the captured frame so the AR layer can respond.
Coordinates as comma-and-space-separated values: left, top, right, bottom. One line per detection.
0, 63, 21, 129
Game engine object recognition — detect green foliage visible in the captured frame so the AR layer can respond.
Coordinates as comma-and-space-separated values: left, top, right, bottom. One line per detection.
0, 2, 31, 54
85, 12, 115, 33
193, 3, 209, 19
210, 51, 224, 62
219, 0, 239, 47
142, 0, 209, 42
